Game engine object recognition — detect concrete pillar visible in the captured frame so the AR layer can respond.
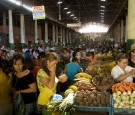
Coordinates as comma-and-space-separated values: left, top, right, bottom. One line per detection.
63, 28, 65, 45
127, 0, 135, 50
45, 22, 48, 43
20, 14, 25, 48
117, 23, 121, 43
35, 20, 38, 45
114, 26, 117, 43
56, 26, 58, 44
69, 31, 71, 43
3, 11, 6, 34
120, 20, 124, 43
52, 25, 55, 44
66, 30, 69, 43
8, 10, 14, 48
125, 15, 128, 42
60, 27, 62, 43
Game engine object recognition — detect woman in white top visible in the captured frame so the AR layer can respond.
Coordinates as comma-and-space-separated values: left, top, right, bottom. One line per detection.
111, 53, 135, 82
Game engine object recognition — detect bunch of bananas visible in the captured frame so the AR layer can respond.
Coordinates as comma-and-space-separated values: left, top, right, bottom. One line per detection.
75, 73, 92, 79
64, 85, 78, 97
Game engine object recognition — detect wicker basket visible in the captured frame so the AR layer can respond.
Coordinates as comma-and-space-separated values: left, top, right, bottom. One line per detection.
92, 76, 114, 91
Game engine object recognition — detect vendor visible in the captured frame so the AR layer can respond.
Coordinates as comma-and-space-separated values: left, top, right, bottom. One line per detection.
36, 52, 67, 113
111, 53, 135, 82
128, 43, 135, 83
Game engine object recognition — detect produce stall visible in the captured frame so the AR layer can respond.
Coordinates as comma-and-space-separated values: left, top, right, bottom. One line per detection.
43, 60, 135, 115
72, 72, 113, 115
112, 82, 135, 114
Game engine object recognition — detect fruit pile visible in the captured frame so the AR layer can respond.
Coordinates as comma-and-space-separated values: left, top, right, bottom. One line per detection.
64, 85, 78, 97
75, 90, 110, 107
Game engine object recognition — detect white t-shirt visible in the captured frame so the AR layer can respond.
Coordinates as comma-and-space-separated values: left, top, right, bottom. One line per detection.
111, 65, 134, 82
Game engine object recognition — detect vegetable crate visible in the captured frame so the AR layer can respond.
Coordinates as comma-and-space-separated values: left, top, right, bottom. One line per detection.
42, 109, 71, 115
113, 108, 135, 115
112, 99, 135, 115
73, 97, 113, 115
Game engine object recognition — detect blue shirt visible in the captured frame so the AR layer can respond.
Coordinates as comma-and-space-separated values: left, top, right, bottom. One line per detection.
65, 62, 80, 81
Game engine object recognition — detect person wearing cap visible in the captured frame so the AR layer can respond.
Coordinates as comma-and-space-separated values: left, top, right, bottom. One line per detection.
128, 44, 135, 83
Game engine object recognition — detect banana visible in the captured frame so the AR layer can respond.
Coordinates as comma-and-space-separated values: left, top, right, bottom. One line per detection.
75, 73, 92, 79
69, 85, 78, 92
64, 89, 74, 97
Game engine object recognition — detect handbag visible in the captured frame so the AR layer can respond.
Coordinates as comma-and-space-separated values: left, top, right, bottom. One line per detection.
14, 93, 25, 115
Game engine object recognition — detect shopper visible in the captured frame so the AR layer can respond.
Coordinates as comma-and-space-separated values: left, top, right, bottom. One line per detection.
86, 51, 97, 63
128, 43, 135, 83
64, 57, 81, 81
36, 52, 67, 113
59, 57, 82, 92
0, 59, 13, 115
111, 53, 135, 83
12, 54, 37, 115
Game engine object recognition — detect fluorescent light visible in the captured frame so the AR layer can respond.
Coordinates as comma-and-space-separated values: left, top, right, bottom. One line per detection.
67, 11, 71, 14
57, 1, 62, 4
64, 7, 68, 10
100, 10, 105, 12
100, 13, 104, 15
101, 6, 105, 8
73, 17, 77, 19
22, 5, 32, 11
8, 0, 21, 5
101, 0, 106, 1
101, 15, 104, 18
101, 20, 104, 23
70, 14, 74, 16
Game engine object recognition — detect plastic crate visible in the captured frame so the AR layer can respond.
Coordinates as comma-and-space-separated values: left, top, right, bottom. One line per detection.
113, 108, 135, 114
73, 97, 113, 115
112, 99, 135, 115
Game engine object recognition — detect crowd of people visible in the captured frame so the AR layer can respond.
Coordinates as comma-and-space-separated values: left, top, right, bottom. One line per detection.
0, 42, 134, 115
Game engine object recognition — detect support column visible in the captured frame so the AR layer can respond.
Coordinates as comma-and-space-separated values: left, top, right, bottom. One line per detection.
56, 26, 58, 44
3, 11, 6, 34
120, 20, 124, 43
45, 22, 48, 43
60, 27, 62, 44
127, 0, 135, 50
8, 10, 14, 49
35, 20, 38, 46
117, 23, 121, 43
66, 30, 69, 44
52, 25, 55, 44
69, 31, 71, 43
63, 28, 65, 45
125, 15, 128, 42
20, 14, 26, 48
114, 26, 117, 43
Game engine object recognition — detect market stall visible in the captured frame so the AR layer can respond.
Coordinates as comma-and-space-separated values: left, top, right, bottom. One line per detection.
42, 59, 135, 115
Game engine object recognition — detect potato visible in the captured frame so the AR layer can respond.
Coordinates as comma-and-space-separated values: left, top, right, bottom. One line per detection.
83, 98, 87, 101
77, 94, 83, 98
85, 102, 89, 106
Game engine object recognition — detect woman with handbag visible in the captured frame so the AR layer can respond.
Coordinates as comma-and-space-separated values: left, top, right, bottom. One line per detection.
12, 54, 37, 115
